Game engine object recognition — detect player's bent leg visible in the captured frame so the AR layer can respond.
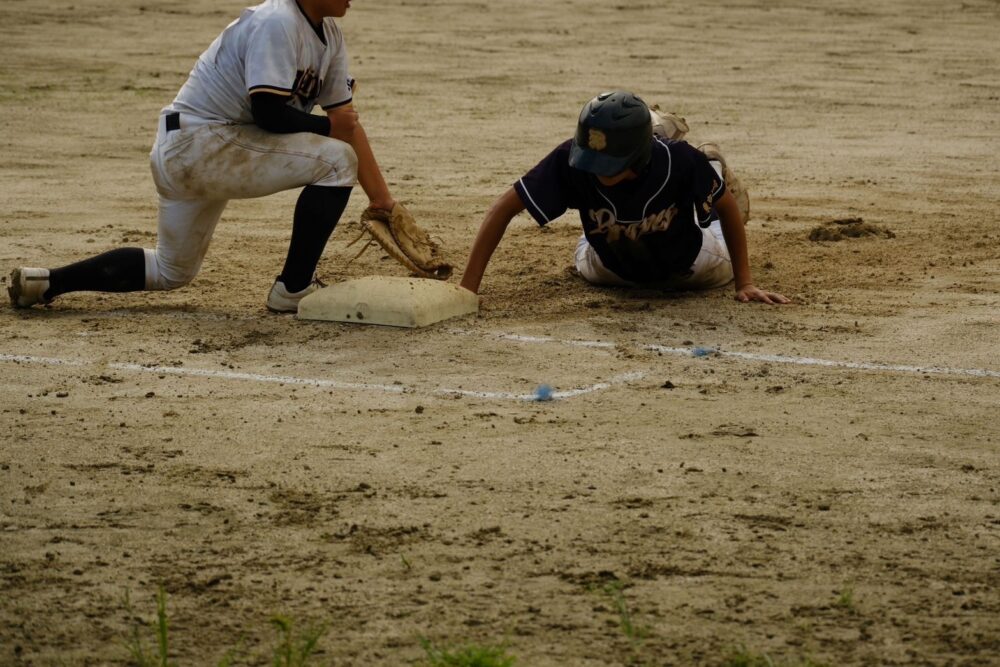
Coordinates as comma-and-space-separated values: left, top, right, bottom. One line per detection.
48, 248, 147, 297
9, 249, 148, 308
279, 185, 353, 291
267, 185, 353, 313
215, 125, 358, 195
145, 197, 228, 290
162, 125, 358, 201
9, 195, 228, 308
573, 235, 635, 286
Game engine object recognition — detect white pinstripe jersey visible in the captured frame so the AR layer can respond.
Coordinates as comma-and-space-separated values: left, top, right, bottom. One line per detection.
166, 0, 353, 124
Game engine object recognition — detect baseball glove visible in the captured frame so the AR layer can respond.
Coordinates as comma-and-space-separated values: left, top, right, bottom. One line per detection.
349, 203, 453, 280
649, 105, 689, 141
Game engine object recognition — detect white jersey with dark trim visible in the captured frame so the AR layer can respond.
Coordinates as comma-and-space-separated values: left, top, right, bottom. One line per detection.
165, 0, 352, 124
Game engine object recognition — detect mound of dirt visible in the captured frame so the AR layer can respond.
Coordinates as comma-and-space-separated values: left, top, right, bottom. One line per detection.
808, 217, 896, 242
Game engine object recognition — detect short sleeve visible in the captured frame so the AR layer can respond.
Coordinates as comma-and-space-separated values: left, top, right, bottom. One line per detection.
319, 21, 353, 109
244, 17, 301, 96
690, 149, 726, 225
513, 140, 575, 227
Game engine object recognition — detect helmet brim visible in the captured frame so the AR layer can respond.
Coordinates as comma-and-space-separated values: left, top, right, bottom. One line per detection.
568, 143, 634, 177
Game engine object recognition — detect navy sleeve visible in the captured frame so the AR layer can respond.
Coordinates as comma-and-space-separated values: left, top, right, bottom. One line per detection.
512, 140, 576, 227
250, 92, 331, 135
687, 145, 726, 225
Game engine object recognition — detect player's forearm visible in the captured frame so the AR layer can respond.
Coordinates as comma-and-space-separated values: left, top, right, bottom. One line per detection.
347, 123, 395, 210
460, 189, 523, 293
717, 190, 753, 289
250, 92, 331, 135
460, 214, 510, 294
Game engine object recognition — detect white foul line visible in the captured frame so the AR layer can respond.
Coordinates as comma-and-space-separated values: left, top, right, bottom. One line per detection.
0, 353, 640, 401
672, 347, 1000, 379
453, 330, 1000, 380
31, 310, 1000, 379
2, 325, 996, 404
434, 371, 645, 401
109, 361, 407, 393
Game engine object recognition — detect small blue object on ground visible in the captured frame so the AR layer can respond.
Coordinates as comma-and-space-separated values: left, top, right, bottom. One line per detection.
533, 384, 554, 401
691, 347, 715, 357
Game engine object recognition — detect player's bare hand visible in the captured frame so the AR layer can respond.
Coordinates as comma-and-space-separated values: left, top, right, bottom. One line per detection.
736, 284, 791, 305
327, 106, 359, 142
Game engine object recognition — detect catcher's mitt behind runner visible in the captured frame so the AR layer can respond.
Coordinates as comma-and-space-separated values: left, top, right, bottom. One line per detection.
351, 203, 453, 280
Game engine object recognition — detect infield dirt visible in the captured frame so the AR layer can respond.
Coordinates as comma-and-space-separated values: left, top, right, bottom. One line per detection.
1, 1, 999, 665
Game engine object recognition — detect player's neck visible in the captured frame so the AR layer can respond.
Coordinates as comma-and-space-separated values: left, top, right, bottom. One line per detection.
596, 170, 638, 187
295, 0, 324, 28
294, 0, 327, 43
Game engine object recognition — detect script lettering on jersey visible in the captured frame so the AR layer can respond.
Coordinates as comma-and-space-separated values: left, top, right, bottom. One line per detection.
700, 177, 722, 217
291, 68, 323, 107
588, 205, 679, 242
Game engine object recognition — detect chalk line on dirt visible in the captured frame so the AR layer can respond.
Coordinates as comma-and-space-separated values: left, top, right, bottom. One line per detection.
32, 308, 1000, 380
2, 320, 996, 406
0, 353, 641, 401
434, 371, 645, 401
452, 330, 1000, 380
109, 361, 408, 393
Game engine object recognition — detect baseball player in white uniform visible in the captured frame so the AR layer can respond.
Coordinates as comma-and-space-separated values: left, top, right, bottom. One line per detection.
8, 0, 398, 313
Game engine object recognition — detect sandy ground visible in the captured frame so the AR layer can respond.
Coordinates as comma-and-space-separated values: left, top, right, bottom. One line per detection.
2, 0, 999, 665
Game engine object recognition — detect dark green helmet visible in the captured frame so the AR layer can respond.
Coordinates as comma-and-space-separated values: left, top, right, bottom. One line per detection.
569, 91, 652, 177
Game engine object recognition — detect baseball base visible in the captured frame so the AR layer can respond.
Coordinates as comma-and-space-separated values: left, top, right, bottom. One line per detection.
296, 276, 479, 328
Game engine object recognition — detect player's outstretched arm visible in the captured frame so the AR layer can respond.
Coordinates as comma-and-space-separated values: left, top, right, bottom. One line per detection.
327, 104, 395, 211
460, 188, 526, 294
717, 189, 791, 305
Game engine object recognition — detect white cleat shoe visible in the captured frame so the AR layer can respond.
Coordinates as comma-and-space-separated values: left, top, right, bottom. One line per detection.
8, 267, 52, 308
266, 275, 325, 314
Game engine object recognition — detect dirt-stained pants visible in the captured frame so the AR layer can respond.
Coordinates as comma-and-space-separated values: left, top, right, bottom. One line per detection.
145, 112, 357, 290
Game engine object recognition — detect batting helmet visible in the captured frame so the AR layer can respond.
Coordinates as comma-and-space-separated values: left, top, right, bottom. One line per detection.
569, 91, 653, 177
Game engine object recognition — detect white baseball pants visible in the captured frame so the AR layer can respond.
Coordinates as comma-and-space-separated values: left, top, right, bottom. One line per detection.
144, 112, 358, 290
574, 218, 734, 290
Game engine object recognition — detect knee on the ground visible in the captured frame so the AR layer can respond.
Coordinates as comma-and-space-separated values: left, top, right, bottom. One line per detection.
143, 248, 199, 291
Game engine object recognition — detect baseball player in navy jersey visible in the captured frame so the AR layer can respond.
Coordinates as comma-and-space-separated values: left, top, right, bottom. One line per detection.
461, 91, 790, 306
9, 0, 401, 313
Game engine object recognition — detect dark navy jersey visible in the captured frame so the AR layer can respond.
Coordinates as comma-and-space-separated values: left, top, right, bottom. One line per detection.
514, 137, 725, 283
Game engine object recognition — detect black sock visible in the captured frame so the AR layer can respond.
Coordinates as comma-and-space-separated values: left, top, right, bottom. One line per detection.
46, 247, 146, 299
279, 185, 352, 292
